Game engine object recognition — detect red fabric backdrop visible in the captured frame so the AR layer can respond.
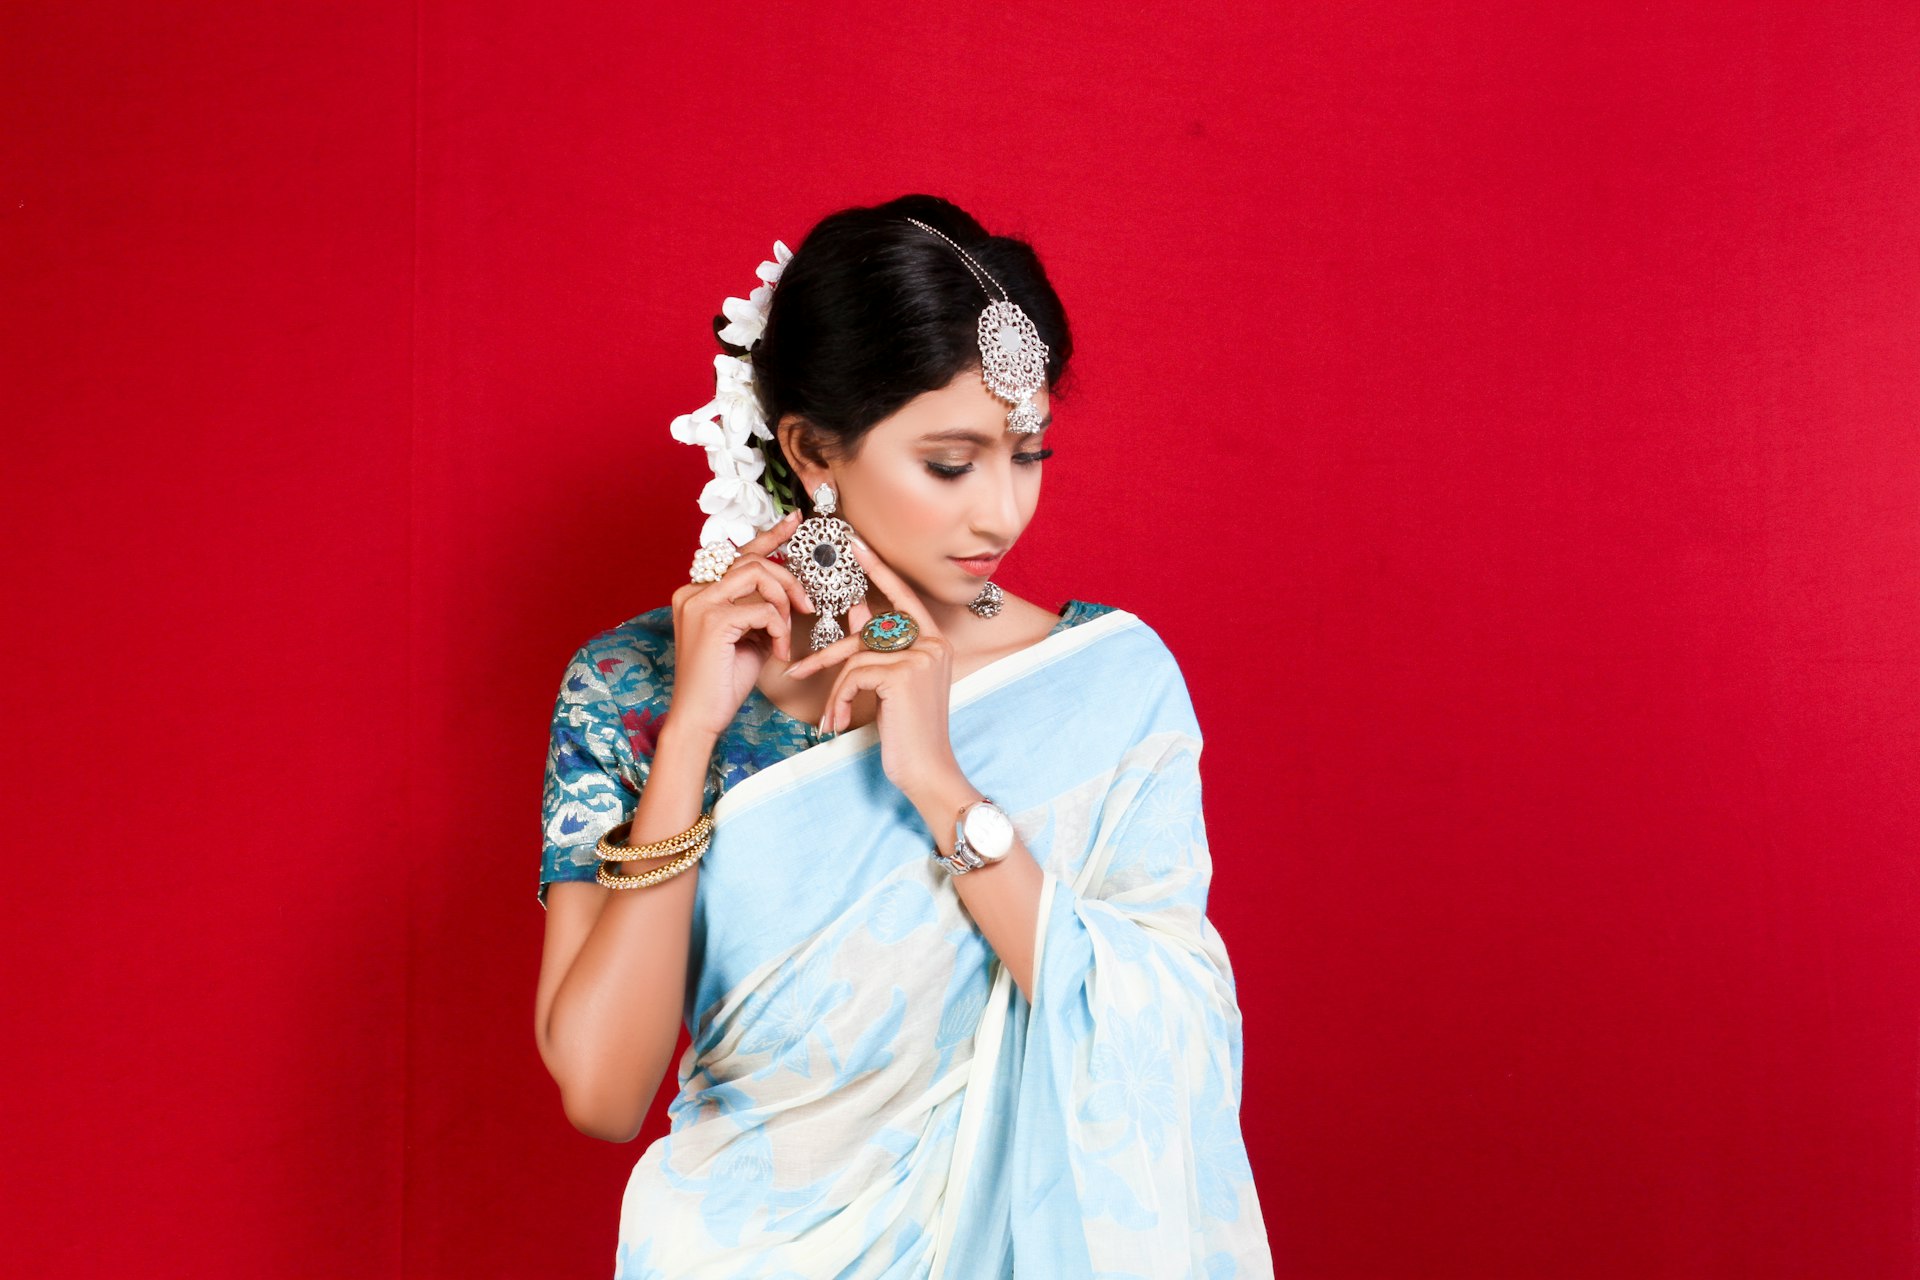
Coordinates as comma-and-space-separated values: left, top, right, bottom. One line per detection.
4, 2, 1915, 1276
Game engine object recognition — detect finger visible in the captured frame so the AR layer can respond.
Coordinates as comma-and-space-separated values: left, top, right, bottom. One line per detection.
720, 555, 814, 621
819, 655, 872, 735
770, 556, 818, 614
785, 628, 859, 679
846, 536, 935, 635
783, 593, 893, 679
732, 510, 802, 560
716, 563, 794, 659
729, 599, 784, 652
824, 653, 914, 734
784, 594, 882, 677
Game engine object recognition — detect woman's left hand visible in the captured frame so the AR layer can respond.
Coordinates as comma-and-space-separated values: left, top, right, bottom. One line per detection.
782, 535, 964, 802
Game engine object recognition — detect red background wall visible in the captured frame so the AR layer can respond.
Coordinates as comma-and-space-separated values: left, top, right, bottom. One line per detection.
5, 3, 1915, 1276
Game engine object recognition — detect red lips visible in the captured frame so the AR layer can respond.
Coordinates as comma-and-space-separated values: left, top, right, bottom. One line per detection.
950, 554, 1002, 577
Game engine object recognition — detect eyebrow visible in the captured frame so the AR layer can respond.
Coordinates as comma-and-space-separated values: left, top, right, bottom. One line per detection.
918, 413, 1053, 445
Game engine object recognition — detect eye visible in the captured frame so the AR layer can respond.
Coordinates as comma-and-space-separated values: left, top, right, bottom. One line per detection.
924, 449, 1053, 481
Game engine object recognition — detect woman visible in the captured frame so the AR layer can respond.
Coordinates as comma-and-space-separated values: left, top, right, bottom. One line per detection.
535, 194, 1274, 1277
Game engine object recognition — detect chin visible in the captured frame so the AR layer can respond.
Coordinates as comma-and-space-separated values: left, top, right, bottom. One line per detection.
918, 583, 968, 608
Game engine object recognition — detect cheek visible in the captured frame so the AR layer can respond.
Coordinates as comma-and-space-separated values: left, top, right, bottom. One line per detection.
866, 466, 961, 532
910, 478, 970, 526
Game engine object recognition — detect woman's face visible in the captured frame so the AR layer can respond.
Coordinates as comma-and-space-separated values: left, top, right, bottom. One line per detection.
785, 373, 1054, 610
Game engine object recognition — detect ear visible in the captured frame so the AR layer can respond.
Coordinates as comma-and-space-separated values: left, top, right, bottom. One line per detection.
775, 416, 833, 501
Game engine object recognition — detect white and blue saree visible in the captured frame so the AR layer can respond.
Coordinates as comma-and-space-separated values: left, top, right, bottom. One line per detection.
545, 604, 1272, 1277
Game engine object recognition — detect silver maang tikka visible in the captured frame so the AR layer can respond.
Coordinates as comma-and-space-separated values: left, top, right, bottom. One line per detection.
783, 482, 869, 651
902, 217, 1051, 434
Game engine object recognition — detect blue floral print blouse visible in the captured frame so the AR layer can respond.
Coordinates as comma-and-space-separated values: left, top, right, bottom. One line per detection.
539, 599, 1120, 906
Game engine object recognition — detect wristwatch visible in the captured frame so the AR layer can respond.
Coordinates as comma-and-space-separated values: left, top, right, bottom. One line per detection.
936, 795, 1014, 875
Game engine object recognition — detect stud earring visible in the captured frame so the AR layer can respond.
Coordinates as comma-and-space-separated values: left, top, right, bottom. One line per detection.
782, 482, 868, 650
969, 581, 1004, 618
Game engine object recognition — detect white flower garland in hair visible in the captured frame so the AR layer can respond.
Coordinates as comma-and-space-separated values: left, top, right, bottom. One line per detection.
669, 240, 796, 559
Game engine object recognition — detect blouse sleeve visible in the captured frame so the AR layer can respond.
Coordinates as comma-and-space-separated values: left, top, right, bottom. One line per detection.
1011, 668, 1274, 1277
537, 642, 638, 909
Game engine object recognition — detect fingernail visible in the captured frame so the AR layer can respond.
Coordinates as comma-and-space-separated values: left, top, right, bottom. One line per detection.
850, 533, 868, 550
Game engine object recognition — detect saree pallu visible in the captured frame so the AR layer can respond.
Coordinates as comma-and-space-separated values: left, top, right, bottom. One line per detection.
614, 608, 1273, 1278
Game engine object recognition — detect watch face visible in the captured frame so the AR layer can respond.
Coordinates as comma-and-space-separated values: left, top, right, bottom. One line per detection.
961, 802, 1015, 861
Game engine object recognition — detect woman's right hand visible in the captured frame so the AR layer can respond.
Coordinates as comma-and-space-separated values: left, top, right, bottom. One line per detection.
666, 510, 817, 742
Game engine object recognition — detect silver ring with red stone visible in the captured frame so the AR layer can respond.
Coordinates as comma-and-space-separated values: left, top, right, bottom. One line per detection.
860, 610, 920, 652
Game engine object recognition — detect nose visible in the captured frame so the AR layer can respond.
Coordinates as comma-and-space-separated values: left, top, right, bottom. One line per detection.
972, 456, 1023, 544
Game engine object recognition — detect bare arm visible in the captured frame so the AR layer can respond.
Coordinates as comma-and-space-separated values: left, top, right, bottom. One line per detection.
534, 717, 718, 1143
533, 511, 809, 1142
909, 773, 1045, 1004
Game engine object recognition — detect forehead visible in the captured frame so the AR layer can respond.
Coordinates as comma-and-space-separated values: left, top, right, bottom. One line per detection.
873, 374, 1051, 444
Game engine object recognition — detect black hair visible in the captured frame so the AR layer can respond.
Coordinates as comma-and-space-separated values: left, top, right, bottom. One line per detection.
712, 193, 1074, 518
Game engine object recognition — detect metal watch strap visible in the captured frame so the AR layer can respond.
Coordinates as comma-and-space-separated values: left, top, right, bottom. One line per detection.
937, 839, 988, 875
935, 795, 997, 875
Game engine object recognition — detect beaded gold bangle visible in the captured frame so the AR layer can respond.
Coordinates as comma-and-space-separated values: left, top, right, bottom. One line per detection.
595, 840, 708, 890
596, 813, 714, 863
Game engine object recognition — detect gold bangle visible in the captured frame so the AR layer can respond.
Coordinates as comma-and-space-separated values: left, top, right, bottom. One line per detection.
595, 840, 707, 890
596, 813, 714, 862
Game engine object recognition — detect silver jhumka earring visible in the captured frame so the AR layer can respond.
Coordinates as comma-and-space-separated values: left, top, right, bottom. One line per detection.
784, 482, 869, 651
968, 581, 1004, 618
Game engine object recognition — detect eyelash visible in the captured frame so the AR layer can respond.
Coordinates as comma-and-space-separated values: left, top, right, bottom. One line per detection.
926, 449, 1054, 480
